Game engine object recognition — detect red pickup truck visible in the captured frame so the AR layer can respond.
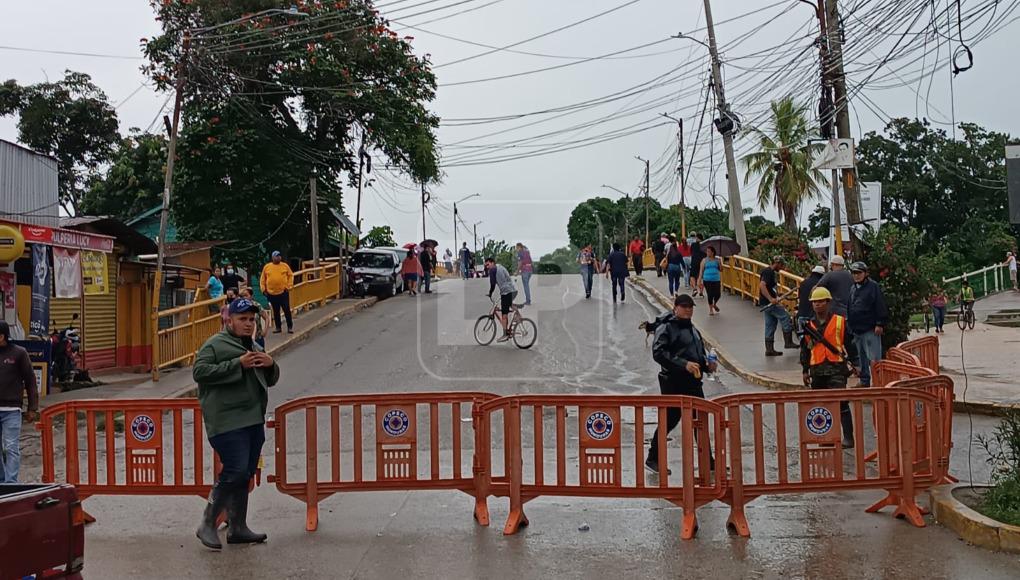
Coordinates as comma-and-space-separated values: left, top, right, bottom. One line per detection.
0, 483, 85, 579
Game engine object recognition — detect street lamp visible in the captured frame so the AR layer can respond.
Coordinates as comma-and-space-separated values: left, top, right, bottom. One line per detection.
151, 7, 308, 381
472, 220, 483, 255
601, 185, 632, 255
453, 193, 480, 259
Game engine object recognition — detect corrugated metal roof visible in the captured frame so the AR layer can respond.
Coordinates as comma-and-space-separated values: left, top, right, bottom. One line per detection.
0, 139, 59, 227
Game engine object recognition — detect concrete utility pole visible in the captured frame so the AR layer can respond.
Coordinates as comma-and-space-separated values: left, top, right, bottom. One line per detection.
703, 0, 748, 256
662, 113, 687, 239
354, 135, 369, 248
310, 173, 320, 267
636, 156, 650, 247
825, 0, 862, 248
421, 182, 428, 241
453, 193, 479, 265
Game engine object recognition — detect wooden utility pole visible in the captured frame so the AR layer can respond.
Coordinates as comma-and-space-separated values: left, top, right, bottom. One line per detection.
808, 0, 844, 258
354, 135, 367, 248
825, 0, 862, 252
421, 182, 428, 241
310, 174, 320, 267
703, 0, 748, 256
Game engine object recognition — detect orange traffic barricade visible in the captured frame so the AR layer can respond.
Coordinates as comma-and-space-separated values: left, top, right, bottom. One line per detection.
716, 387, 945, 537
37, 399, 226, 522
897, 336, 940, 375
479, 394, 727, 540
267, 392, 498, 531
885, 346, 922, 367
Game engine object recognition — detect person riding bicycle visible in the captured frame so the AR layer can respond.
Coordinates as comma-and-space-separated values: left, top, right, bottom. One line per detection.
486, 257, 518, 342
959, 279, 975, 313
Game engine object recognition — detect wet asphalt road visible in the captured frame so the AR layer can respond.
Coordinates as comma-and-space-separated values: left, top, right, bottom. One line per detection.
59, 275, 1020, 578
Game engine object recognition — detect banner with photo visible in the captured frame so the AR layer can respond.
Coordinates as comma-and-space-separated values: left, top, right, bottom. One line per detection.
30, 244, 51, 337
53, 247, 82, 299
81, 250, 108, 295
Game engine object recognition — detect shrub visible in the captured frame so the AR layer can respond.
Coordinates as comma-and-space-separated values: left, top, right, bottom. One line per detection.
861, 225, 933, 349
976, 409, 1020, 526
748, 232, 816, 278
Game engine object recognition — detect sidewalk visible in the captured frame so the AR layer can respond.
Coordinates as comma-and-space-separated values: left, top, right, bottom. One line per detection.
631, 275, 1020, 413
39, 296, 378, 407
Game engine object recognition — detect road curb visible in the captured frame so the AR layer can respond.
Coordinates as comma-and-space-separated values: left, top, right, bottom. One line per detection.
629, 277, 805, 392
930, 484, 1020, 553
165, 296, 378, 399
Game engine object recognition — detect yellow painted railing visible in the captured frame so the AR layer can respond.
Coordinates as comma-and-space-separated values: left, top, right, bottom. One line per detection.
721, 255, 803, 313
150, 263, 342, 380
153, 295, 225, 373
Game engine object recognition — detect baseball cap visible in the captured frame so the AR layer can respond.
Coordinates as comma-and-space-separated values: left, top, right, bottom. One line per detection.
674, 293, 695, 307
850, 261, 869, 272
228, 298, 259, 315
812, 265, 826, 274
271, 250, 281, 258
830, 255, 845, 266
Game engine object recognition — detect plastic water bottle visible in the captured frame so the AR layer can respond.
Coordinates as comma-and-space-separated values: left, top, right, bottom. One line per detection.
707, 348, 719, 381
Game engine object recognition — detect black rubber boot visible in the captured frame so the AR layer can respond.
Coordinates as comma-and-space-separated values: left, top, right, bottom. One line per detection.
765, 340, 783, 357
841, 407, 855, 449
782, 330, 800, 349
196, 485, 229, 550
226, 489, 268, 545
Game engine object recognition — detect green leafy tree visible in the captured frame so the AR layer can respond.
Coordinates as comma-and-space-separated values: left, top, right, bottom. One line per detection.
142, 0, 440, 264
741, 96, 826, 233
360, 225, 395, 248
479, 239, 514, 271
804, 204, 830, 242
81, 131, 167, 220
861, 225, 933, 349
537, 245, 581, 275
567, 197, 619, 254
858, 118, 1018, 271
0, 72, 119, 214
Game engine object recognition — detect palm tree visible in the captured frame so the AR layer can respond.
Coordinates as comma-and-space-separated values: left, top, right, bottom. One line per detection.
740, 96, 827, 233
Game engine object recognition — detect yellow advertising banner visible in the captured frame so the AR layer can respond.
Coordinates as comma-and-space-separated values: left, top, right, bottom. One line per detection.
81, 250, 108, 295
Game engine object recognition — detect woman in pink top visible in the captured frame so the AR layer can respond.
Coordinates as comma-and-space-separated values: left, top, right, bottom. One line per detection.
929, 288, 947, 333
401, 250, 424, 296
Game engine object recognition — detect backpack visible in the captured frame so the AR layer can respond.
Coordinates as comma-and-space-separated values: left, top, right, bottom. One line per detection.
639, 312, 673, 346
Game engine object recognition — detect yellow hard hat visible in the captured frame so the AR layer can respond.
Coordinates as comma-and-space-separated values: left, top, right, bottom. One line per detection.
810, 287, 832, 301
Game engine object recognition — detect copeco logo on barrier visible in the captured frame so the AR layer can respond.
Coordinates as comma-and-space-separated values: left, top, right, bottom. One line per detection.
586, 411, 614, 441
382, 409, 410, 437
805, 406, 834, 436
130, 414, 157, 443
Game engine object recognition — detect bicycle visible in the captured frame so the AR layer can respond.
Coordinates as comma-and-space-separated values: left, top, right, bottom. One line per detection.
956, 302, 976, 331
474, 295, 537, 349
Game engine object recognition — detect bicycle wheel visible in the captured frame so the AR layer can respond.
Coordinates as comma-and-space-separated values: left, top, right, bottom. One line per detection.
512, 317, 538, 349
956, 309, 967, 331
474, 315, 497, 346
967, 310, 976, 330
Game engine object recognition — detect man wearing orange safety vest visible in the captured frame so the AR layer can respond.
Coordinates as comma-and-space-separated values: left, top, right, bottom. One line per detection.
800, 287, 859, 449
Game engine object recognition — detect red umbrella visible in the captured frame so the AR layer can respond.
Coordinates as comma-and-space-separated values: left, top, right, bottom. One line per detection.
402, 242, 417, 250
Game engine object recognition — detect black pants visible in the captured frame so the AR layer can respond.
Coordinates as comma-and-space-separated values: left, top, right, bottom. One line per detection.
648, 374, 706, 461
208, 424, 264, 491
611, 274, 626, 301
267, 290, 293, 331
704, 280, 721, 306
632, 254, 643, 276
810, 370, 854, 441
654, 253, 664, 277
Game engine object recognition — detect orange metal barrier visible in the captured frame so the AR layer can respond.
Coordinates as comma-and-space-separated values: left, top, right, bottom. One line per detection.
478, 394, 727, 540
898, 335, 940, 375
887, 375, 956, 484
37, 399, 228, 521
267, 392, 498, 531
885, 346, 922, 367
716, 387, 946, 537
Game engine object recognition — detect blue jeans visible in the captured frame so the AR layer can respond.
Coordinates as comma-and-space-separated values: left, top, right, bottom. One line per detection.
521, 271, 533, 304
0, 410, 22, 483
422, 271, 431, 292
932, 306, 945, 330
611, 274, 626, 301
667, 264, 682, 295
580, 267, 594, 297
209, 424, 265, 491
853, 330, 883, 386
462, 262, 470, 279
683, 257, 693, 287
763, 304, 793, 340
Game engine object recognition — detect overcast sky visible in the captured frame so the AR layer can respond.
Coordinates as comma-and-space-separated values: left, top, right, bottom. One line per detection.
2, 0, 1018, 258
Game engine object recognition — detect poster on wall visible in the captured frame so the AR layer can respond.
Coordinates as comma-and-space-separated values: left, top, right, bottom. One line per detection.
81, 250, 108, 295
53, 247, 82, 299
30, 244, 50, 337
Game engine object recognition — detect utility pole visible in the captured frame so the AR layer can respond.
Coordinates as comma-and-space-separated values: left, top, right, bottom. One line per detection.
473, 223, 478, 254
637, 156, 650, 247
662, 113, 687, 239
703, 0, 748, 256
309, 173, 320, 267
420, 182, 428, 241
825, 0, 861, 254
354, 135, 368, 248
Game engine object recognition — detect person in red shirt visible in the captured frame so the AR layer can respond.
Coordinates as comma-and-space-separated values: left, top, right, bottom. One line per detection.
628, 237, 645, 276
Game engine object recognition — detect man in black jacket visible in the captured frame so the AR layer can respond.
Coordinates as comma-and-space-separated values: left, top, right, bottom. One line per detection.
848, 262, 889, 387
652, 233, 667, 278
419, 247, 434, 294
797, 265, 826, 336
606, 243, 629, 303
646, 294, 717, 474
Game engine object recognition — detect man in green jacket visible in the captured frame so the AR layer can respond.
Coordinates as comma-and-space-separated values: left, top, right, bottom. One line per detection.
193, 298, 280, 550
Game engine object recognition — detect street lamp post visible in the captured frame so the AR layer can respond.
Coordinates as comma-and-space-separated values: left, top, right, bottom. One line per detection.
601, 184, 631, 256
453, 193, 480, 266
473, 221, 483, 255
150, 7, 307, 381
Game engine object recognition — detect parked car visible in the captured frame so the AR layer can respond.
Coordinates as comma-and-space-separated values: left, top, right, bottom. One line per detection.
350, 248, 403, 297
0, 483, 86, 579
